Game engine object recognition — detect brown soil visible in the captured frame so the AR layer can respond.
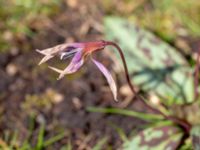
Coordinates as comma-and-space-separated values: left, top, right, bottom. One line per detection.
0, 0, 146, 149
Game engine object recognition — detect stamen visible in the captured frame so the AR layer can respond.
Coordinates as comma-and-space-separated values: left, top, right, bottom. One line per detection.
60, 48, 81, 60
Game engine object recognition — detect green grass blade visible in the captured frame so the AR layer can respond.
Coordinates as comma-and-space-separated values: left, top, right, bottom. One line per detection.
20, 141, 32, 150
109, 123, 128, 142
9, 130, 18, 149
35, 124, 45, 150
44, 132, 66, 147
92, 137, 108, 150
60, 140, 72, 150
87, 107, 164, 121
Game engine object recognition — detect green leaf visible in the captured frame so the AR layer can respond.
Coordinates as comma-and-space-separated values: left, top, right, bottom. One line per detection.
104, 17, 194, 105
44, 132, 66, 147
36, 123, 45, 150
87, 107, 164, 121
60, 142, 72, 150
109, 123, 128, 142
92, 137, 108, 150
124, 124, 183, 150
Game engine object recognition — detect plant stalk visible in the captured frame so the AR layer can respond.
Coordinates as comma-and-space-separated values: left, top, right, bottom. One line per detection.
105, 41, 191, 132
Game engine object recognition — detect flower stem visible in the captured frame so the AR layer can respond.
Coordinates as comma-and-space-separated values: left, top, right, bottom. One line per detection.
105, 41, 191, 132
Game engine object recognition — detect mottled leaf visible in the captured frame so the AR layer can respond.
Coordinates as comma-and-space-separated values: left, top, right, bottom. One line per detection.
104, 17, 194, 105
191, 125, 200, 150
124, 124, 183, 150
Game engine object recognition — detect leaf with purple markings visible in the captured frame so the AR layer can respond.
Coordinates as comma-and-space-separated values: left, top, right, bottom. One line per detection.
191, 125, 200, 150
124, 123, 183, 150
104, 17, 194, 105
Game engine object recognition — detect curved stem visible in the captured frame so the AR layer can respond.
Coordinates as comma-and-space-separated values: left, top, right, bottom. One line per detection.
105, 41, 191, 132
105, 41, 161, 113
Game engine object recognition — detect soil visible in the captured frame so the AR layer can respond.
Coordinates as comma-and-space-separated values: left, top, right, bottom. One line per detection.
0, 0, 147, 149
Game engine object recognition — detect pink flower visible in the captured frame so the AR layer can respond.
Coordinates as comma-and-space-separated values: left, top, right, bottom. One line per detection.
36, 41, 117, 101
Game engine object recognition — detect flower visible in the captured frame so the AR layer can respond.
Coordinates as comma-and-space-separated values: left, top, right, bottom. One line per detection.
36, 41, 117, 101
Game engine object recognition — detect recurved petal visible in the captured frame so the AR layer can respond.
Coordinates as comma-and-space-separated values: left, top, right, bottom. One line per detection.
36, 49, 54, 65
49, 50, 84, 80
48, 66, 63, 74
36, 44, 69, 56
36, 43, 82, 56
92, 58, 118, 101
38, 55, 54, 65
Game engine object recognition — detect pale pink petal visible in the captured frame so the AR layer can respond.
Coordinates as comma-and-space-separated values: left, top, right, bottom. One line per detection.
48, 66, 63, 74
49, 50, 84, 80
38, 55, 54, 65
36, 43, 84, 64
36, 44, 68, 57
92, 58, 118, 101
36, 43, 82, 56
36, 49, 54, 65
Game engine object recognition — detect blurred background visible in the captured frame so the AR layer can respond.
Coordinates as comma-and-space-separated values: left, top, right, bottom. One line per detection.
0, 0, 200, 149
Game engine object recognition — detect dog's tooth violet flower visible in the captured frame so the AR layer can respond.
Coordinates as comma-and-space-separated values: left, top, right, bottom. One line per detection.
36, 40, 194, 131
36, 41, 118, 101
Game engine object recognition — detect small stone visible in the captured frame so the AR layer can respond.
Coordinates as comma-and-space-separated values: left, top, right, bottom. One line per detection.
6, 63, 18, 76
66, 0, 77, 8
10, 47, 19, 56
72, 97, 82, 110
36, 114, 46, 124
149, 94, 160, 105
46, 88, 64, 104
53, 93, 64, 104
120, 84, 132, 96
3, 31, 13, 41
